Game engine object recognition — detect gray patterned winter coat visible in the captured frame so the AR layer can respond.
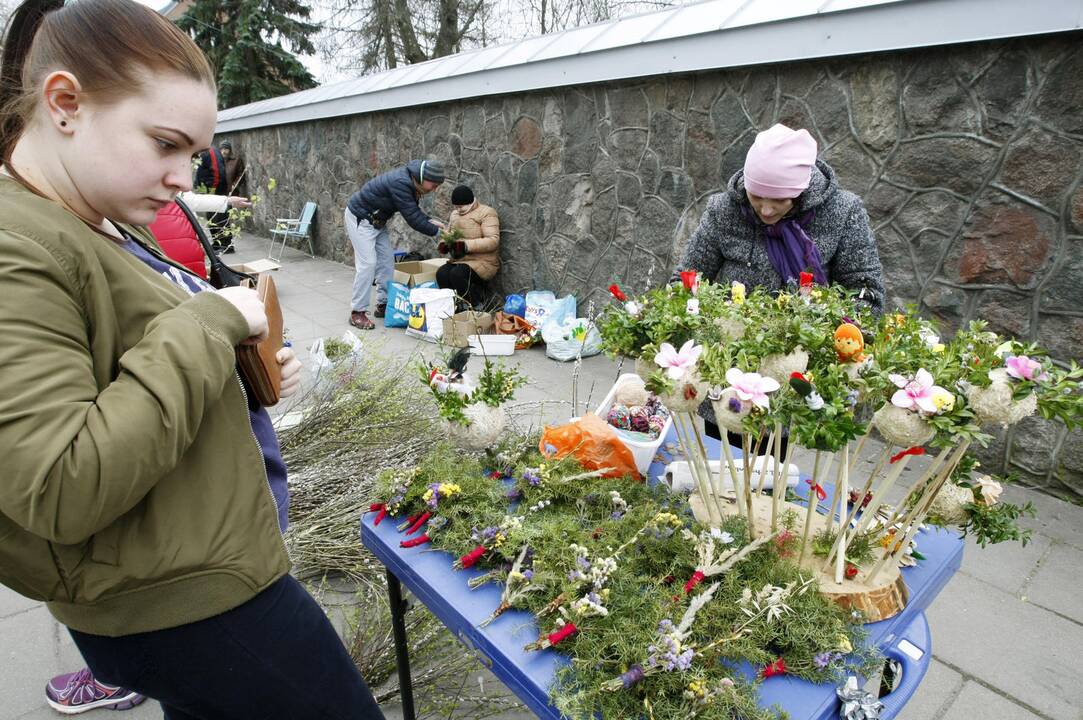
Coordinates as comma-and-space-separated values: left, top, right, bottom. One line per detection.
674, 159, 885, 315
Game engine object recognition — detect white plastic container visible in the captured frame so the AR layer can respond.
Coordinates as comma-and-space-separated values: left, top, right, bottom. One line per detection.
594, 374, 673, 476
467, 334, 515, 356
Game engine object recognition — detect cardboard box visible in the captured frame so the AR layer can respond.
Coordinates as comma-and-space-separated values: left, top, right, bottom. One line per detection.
229, 258, 281, 280
442, 311, 494, 348
393, 258, 446, 287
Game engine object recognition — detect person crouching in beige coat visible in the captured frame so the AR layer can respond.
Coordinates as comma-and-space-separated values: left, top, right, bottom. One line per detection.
437, 184, 500, 307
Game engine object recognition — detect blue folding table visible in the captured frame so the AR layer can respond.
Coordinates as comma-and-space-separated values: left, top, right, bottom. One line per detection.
361, 430, 963, 719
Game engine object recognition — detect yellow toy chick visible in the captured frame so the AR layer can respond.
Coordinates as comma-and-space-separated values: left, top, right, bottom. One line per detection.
834, 323, 867, 363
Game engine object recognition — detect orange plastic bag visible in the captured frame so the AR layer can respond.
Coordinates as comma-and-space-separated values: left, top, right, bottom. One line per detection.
539, 413, 641, 480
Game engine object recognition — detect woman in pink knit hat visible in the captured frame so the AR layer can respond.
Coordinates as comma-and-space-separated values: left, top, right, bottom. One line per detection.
674, 123, 885, 443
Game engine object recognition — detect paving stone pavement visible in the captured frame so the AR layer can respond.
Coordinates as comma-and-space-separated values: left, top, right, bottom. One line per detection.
2, 234, 1081, 719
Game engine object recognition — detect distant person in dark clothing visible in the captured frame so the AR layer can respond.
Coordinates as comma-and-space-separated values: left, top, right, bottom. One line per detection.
345, 158, 447, 330
194, 145, 232, 252
220, 140, 246, 197
437, 184, 500, 309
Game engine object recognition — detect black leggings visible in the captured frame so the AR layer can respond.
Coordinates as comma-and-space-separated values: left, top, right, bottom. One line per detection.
436, 262, 488, 308
70, 575, 384, 720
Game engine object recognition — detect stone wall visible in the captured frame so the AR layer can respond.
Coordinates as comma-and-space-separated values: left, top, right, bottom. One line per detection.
228, 32, 1083, 498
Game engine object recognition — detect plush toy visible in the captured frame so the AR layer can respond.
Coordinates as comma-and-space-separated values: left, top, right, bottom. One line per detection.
834, 323, 867, 363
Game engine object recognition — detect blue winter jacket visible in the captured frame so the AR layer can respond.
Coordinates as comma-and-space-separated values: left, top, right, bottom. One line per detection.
346, 160, 439, 236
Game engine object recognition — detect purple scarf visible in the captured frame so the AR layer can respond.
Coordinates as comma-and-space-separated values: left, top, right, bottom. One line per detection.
746, 206, 828, 285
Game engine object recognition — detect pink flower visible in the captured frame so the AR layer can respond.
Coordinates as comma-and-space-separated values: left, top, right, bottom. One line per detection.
654, 340, 702, 380
1004, 355, 1048, 382
889, 369, 948, 414
724, 368, 780, 409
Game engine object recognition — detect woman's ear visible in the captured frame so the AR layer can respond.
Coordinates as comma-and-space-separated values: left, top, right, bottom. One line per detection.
40, 70, 83, 134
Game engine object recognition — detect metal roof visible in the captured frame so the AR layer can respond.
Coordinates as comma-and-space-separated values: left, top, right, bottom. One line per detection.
216, 0, 1083, 132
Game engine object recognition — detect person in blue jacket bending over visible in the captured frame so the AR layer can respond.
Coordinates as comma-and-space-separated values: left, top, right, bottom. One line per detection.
345, 158, 447, 329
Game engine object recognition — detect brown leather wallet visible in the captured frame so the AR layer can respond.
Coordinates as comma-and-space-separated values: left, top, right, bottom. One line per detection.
237, 274, 283, 406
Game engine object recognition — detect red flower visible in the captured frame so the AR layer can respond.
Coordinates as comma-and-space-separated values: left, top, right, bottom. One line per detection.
799, 271, 814, 289
845, 563, 859, 579
608, 284, 627, 302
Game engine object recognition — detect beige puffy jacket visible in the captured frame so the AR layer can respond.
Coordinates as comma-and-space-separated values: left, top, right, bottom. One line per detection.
448, 201, 500, 280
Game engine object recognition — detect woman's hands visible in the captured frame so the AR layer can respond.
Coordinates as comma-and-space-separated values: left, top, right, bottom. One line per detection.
277, 346, 302, 398
228, 196, 252, 209
216, 286, 268, 343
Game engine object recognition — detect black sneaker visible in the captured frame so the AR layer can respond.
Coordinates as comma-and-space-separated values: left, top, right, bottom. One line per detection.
374, 303, 387, 319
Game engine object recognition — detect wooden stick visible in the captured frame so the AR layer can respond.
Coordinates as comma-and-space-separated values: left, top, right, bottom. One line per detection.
882, 446, 953, 529
848, 429, 871, 476
754, 426, 773, 496
676, 413, 721, 526
741, 433, 756, 538
867, 441, 971, 583
769, 423, 783, 531
834, 445, 849, 585
829, 451, 920, 566
799, 450, 823, 563
719, 432, 745, 519
820, 458, 849, 574
689, 416, 724, 523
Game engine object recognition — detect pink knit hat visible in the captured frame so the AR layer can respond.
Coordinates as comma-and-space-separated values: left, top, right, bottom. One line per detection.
743, 124, 818, 199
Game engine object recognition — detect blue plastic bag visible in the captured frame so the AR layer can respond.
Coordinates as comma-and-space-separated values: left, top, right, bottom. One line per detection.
385, 280, 437, 328
525, 291, 576, 337
503, 294, 527, 318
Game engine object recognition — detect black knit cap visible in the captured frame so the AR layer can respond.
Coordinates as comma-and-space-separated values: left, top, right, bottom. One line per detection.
451, 185, 474, 205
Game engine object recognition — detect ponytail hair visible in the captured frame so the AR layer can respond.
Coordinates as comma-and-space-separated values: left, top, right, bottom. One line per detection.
0, 0, 215, 166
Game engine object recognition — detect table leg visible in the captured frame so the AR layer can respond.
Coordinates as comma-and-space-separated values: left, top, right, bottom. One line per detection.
386, 568, 416, 720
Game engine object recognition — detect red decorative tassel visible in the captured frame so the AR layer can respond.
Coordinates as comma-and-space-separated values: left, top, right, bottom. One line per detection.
374, 507, 388, 525
406, 511, 431, 535
400, 534, 430, 548
608, 283, 627, 302
459, 545, 486, 569
684, 570, 706, 594
806, 479, 827, 501
547, 623, 578, 647
890, 447, 926, 464
763, 657, 787, 678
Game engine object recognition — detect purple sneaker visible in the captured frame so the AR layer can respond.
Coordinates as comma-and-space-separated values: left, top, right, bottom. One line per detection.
45, 668, 146, 714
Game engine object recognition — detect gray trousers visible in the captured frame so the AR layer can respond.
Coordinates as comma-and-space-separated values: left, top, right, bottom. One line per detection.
346, 207, 392, 312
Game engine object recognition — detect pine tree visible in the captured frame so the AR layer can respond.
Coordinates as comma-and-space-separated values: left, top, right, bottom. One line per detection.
177, 0, 319, 109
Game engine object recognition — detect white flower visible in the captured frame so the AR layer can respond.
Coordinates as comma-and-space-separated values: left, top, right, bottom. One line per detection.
686, 298, 700, 315
975, 475, 1003, 506
709, 528, 735, 544
805, 391, 825, 411
625, 300, 641, 317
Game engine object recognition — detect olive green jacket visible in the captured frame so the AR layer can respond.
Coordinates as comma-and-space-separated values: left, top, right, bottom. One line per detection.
0, 177, 290, 636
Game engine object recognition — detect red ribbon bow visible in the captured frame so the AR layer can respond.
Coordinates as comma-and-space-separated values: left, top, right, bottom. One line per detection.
805, 479, 827, 501
458, 545, 486, 569
890, 447, 926, 464
763, 657, 787, 678
608, 284, 627, 302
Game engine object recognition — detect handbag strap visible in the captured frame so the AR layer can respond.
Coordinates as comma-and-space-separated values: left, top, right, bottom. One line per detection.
174, 196, 254, 289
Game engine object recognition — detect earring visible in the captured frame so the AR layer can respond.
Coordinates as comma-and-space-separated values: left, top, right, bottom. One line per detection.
60, 120, 67, 127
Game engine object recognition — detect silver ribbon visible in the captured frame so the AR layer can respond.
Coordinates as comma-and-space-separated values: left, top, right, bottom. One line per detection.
837, 676, 884, 720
